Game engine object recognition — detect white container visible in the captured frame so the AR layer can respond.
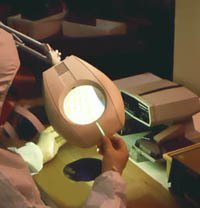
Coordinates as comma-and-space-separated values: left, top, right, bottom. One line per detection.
62, 18, 127, 37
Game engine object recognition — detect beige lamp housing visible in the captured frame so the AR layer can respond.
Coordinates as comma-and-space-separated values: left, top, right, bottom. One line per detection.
43, 55, 125, 148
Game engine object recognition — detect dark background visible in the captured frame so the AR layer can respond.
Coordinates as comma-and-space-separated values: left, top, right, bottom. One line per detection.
0, 0, 175, 81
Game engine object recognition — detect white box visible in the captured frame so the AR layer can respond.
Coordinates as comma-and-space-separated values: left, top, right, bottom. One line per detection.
114, 73, 200, 127
62, 18, 127, 37
7, 11, 67, 40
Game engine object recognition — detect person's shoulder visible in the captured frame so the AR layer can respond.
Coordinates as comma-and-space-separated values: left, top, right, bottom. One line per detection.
0, 28, 20, 70
0, 28, 13, 40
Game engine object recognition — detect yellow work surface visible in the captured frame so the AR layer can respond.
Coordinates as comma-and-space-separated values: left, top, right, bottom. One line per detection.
34, 142, 182, 208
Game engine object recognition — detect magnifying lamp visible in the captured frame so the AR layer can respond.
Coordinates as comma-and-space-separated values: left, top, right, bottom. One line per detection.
43, 55, 125, 148
0, 22, 125, 147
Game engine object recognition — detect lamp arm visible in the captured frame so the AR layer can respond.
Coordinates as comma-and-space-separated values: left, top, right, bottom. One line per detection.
0, 21, 61, 66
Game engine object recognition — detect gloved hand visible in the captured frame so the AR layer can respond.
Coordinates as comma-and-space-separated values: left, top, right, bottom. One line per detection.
37, 126, 66, 163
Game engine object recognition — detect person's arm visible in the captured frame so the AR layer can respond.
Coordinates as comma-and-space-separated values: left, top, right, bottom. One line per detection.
0, 29, 20, 122
8, 126, 66, 175
83, 135, 129, 208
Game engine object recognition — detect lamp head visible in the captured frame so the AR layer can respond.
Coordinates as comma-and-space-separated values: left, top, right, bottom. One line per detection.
43, 55, 125, 148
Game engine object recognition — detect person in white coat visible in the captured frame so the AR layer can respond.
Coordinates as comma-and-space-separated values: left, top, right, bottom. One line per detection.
0, 28, 129, 208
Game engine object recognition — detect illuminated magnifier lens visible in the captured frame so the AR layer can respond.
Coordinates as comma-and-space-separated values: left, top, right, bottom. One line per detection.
63, 85, 106, 125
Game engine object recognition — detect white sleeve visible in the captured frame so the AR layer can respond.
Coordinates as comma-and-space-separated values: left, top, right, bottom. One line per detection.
82, 171, 127, 208
8, 142, 44, 175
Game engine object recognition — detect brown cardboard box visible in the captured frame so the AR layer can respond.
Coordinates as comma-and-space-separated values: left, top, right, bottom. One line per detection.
163, 142, 200, 178
62, 18, 127, 37
7, 11, 67, 40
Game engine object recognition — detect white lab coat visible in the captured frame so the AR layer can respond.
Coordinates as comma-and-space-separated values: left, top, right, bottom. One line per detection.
0, 28, 127, 208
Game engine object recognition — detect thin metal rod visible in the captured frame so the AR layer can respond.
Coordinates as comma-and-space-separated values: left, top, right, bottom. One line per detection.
0, 21, 43, 49
96, 121, 105, 137
15, 41, 50, 64
0, 21, 53, 65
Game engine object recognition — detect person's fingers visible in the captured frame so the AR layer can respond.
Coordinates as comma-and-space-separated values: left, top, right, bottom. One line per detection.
43, 125, 54, 133
98, 136, 114, 155
51, 131, 59, 138
111, 136, 128, 151
102, 136, 113, 150
55, 136, 66, 148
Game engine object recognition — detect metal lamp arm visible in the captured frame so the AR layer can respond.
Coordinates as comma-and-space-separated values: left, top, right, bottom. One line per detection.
0, 21, 61, 66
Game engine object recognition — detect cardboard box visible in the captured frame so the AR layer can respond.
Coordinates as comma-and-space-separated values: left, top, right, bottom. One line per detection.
62, 18, 127, 37
7, 11, 67, 40
163, 142, 200, 178
114, 73, 200, 127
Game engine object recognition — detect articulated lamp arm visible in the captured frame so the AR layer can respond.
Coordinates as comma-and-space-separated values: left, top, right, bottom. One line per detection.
0, 21, 61, 66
